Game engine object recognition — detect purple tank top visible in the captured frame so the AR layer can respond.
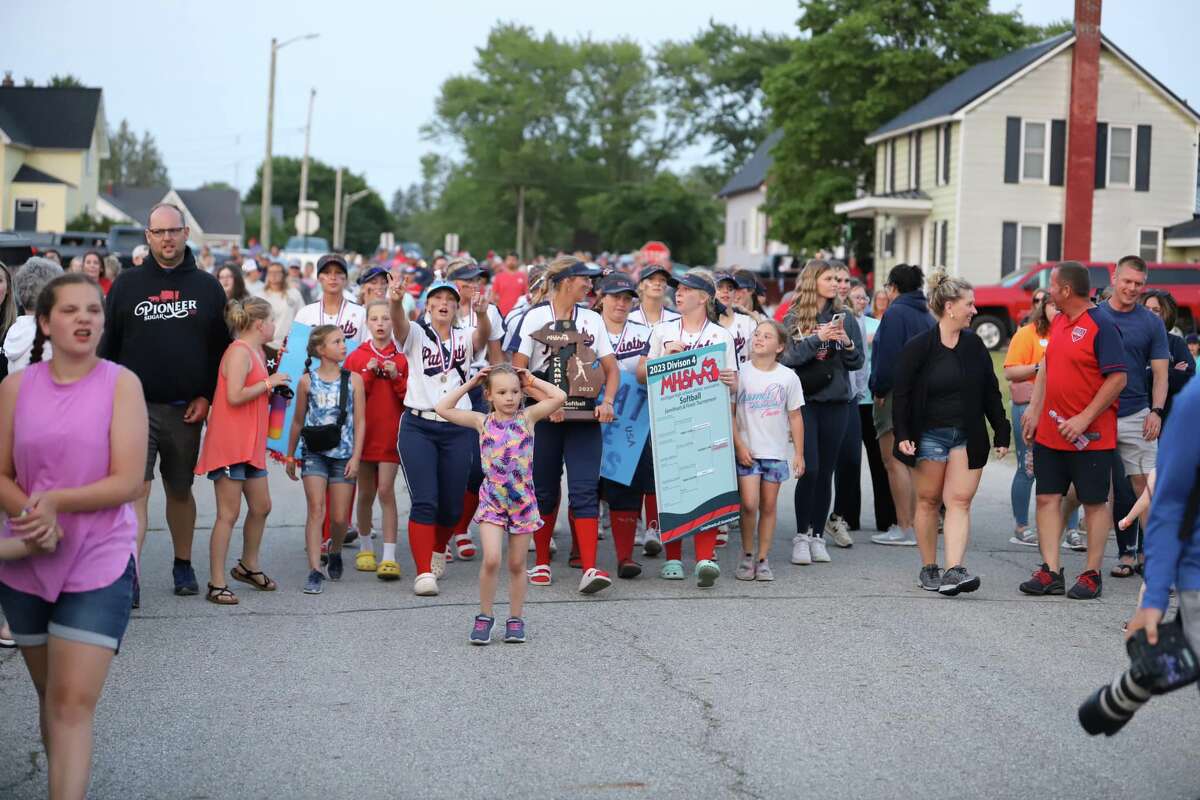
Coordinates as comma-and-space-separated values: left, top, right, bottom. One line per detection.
0, 359, 136, 601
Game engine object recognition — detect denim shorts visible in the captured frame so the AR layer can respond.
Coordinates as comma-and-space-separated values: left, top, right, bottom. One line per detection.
736, 457, 790, 484
0, 556, 136, 653
302, 453, 355, 484
207, 462, 269, 482
917, 427, 968, 462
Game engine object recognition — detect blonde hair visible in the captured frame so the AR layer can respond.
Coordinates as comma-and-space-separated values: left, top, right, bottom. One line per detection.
756, 319, 788, 357
786, 259, 844, 336
684, 267, 720, 322
925, 269, 973, 318
224, 296, 272, 334
545, 255, 580, 290
364, 299, 390, 316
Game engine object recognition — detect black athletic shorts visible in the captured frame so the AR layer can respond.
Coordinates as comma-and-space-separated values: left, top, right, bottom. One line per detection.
145, 402, 203, 495
1032, 443, 1113, 506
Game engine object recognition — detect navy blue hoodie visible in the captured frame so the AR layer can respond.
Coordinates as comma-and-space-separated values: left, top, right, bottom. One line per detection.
868, 290, 935, 398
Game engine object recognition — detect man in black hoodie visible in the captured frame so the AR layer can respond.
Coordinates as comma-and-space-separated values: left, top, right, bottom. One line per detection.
101, 203, 231, 604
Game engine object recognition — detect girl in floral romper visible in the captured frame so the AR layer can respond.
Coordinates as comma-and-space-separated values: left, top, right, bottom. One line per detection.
436, 364, 565, 645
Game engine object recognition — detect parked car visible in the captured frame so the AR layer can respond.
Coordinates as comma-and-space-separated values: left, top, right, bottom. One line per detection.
971, 261, 1200, 349
280, 235, 330, 267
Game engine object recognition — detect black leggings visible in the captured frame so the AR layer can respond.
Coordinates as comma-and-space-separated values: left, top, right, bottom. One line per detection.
833, 403, 896, 531
795, 401, 849, 538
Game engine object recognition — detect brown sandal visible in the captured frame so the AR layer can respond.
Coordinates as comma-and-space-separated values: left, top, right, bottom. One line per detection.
231, 560, 277, 591
206, 583, 239, 605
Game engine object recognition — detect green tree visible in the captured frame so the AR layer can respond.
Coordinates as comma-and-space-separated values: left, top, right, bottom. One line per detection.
48, 74, 84, 88
764, 0, 1068, 253
199, 180, 236, 192
64, 211, 113, 233
100, 119, 170, 186
243, 157, 392, 254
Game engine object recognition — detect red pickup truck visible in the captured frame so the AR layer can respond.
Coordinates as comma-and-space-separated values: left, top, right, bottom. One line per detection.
971, 261, 1200, 349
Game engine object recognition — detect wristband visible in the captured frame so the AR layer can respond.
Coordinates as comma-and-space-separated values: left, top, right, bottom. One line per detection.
1150, 407, 1164, 417
264, 379, 271, 394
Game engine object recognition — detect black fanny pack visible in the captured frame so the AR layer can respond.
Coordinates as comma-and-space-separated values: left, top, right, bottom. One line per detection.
301, 369, 349, 452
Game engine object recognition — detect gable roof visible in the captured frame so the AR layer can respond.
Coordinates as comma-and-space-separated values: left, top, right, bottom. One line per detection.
717, 130, 784, 198
102, 185, 243, 236
868, 33, 1073, 143
0, 87, 103, 149
12, 164, 74, 186
102, 185, 167, 226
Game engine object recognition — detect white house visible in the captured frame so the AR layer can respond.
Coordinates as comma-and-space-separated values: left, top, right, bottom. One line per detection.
833, 18, 1200, 285
716, 130, 788, 270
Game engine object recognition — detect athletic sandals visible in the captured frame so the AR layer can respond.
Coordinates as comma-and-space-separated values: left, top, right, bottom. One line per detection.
376, 560, 401, 581
355, 551, 378, 572
695, 559, 720, 589
413, 572, 439, 596
579, 567, 612, 594
527, 564, 552, 586
659, 559, 684, 580
454, 533, 477, 560
230, 560, 277, 591
206, 583, 239, 605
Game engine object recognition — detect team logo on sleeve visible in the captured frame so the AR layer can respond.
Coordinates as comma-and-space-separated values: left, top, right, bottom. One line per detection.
1071, 326, 1087, 343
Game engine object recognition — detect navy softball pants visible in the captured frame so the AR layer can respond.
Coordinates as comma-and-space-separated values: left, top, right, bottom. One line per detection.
533, 419, 602, 518
398, 412, 475, 527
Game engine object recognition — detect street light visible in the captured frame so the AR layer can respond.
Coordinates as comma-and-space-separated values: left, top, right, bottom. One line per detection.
339, 189, 370, 251
259, 32, 319, 250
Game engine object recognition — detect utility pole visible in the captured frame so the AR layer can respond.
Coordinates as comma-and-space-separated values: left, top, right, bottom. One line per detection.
332, 167, 343, 250
298, 87, 316, 248
515, 184, 525, 262
340, 189, 370, 253
258, 33, 319, 249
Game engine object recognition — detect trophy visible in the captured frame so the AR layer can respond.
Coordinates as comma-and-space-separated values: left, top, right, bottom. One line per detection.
529, 320, 603, 420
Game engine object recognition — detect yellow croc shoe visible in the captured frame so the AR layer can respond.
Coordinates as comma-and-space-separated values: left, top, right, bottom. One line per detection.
355, 551, 378, 572
376, 559, 401, 581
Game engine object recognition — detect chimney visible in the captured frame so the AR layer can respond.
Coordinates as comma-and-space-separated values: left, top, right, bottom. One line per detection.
1062, 0, 1103, 261
1, 71, 13, 88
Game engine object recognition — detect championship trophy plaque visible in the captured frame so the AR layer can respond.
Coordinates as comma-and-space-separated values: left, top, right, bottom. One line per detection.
530, 320, 602, 420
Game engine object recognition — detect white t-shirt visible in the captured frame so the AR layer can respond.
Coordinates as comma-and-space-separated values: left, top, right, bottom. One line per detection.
647, 319, 738, 372
458, 304, 504, 373
294, 298, 366, 343
735, 361, 805, 461
722, 312, 758, 366
513, 302, 614, 373
605, 319, 652, 375
401, 319, 474, 412
629, 305, 681, 328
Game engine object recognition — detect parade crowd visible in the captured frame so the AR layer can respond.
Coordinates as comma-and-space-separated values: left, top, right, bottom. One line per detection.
1, 203, 1199, 799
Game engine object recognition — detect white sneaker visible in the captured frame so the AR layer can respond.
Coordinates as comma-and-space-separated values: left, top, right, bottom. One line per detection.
810, 536, 831, 563
413, 572, 438, 596
430, 550, 446, 578
643, 526, 663, 558
791, 533, 812, 565
578, 567, 612, 595
1063, 529, 1087, 551
871, 525, 917, 546
824, 514, 853, 548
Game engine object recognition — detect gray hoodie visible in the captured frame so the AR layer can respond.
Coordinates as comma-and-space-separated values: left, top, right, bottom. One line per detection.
781, 302, 865, 403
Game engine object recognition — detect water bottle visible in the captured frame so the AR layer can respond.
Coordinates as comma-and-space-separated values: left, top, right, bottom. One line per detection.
1048, 409, 1090, 450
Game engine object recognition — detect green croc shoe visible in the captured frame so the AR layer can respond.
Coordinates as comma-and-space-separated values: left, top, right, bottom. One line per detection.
695, 559, 720, 588
659, 559, 684, 580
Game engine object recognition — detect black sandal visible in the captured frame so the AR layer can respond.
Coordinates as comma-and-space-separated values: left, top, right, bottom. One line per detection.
231, 560, 277, 591
1110, 562, 1136, 578
206, 583, 239, 605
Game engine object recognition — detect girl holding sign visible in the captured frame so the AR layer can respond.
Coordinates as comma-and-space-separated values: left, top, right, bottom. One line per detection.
638, 270, 738, 588
594, 273, 653, 579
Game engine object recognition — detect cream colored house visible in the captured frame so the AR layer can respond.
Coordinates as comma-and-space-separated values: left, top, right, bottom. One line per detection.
834, 31, 1200, 285
716, 130, 789, 270
0, 85, 108, 232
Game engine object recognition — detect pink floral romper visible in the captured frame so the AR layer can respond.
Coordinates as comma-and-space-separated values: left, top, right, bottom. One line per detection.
473, 412, 541, 535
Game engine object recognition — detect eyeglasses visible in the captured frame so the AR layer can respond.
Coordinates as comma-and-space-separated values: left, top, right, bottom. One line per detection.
146, 227, 185, 238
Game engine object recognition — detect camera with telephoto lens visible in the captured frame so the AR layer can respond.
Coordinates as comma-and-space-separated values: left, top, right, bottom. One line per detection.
1078, 618, 1200, 736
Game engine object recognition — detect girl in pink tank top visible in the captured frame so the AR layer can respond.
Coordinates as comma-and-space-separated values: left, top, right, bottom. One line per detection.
194, 297, 291, 605
0, 273, 148, 800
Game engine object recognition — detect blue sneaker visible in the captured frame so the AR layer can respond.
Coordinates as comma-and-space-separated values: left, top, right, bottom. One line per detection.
470, 614, 495, 645
504, 617, 526, 643
172, 561, 199, 596
327, 552, 343, 581
303, 569, 325, 594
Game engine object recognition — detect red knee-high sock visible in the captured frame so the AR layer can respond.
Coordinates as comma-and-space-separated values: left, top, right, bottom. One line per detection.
408, 522, 436, 574
434, 525, 454, 553
575, 517, 599, 572
665, 538, 682, 561
611, 510, 638, 562
534, 505, 559, 565
567, 509, 579, 557
694, 530, 718, 562
644, 494, 659, 531
453, 491, 479, 536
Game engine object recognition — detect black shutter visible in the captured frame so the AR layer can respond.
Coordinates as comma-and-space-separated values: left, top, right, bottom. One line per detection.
1001, 222, 1018, 275
889, 140, 896, 193
1135, 124, 1152, 191
1095, 122, 1108, 188
914, 131, 921, 189
1046, 223, 1063, 262
942, 125, 951, 183
939, 221, 948, 267
1004, 117, 1021, 183
1049, 119, 1066, 186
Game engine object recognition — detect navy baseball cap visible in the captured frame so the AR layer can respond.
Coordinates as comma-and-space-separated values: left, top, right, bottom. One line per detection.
425, 280, 461, 301
734, 272, 757, 291
356, 265, 389, 285
598, 273, 638, 296
549, 260, 602, 282
675, 273, 715, 296
638, 264, 678, 287
714, 272, 739, 288
316, 254, 348, 274
446, 263, 485, 282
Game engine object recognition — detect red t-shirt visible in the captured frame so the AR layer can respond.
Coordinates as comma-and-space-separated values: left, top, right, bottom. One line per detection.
1035, 307, 1126, 451
344, 341, 408, 463
492, 270, 527, 316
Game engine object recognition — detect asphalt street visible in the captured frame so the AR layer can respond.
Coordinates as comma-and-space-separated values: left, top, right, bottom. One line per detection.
2, 457, 1198, 800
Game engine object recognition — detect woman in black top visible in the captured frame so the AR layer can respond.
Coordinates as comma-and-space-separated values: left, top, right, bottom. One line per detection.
893, 270, 1010, 596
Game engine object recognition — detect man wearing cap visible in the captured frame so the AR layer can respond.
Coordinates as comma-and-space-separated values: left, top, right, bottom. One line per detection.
101, 202, 231, 603
293, 254, 366, 342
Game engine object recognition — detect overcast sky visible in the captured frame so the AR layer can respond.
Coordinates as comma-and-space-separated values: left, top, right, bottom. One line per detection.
7, 0, 1198, 209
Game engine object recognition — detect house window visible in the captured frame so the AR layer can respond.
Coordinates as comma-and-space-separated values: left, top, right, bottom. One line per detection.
751, 209, 765, 254
1138, 228, 1161, 263
1019, 224, 1043, 271
1021, 121, 1047, 182
940, 125, 951, 185
884, 141, 895, 194
1108, 125, 1134, 186
908, 133, 918, 190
